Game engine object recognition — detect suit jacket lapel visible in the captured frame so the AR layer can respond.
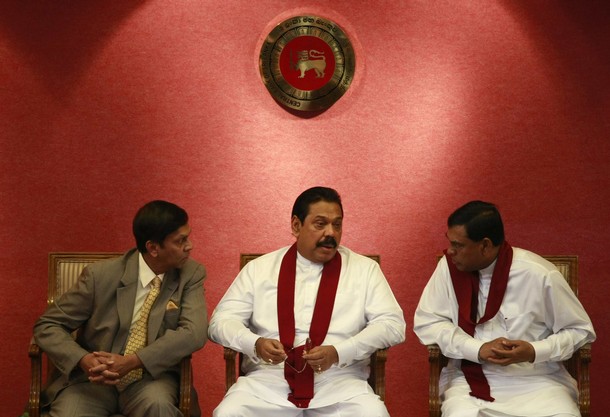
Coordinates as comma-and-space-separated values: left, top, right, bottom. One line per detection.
113, 252, 140, 353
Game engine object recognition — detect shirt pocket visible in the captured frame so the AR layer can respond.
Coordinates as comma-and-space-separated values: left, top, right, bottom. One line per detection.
499, 307, 534, 339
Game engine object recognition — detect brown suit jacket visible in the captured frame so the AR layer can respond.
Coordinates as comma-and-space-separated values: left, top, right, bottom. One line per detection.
33, 248, 207, 411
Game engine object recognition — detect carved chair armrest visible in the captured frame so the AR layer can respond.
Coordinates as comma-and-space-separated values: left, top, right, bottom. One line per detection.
427, 344, 447, 417
224, 347, 239, 391
178, 355, 192, 416
369, 348, 388, 401
28, 341, 42, 417
572, 343, 591, 417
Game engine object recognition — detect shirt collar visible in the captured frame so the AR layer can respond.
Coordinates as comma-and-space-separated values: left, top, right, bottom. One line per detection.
479, 257, 498, 280
296, 250, 323, 269
138, 252, 165, 287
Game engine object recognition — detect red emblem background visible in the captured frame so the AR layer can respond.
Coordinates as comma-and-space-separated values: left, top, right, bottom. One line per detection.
279, 36, 336, 92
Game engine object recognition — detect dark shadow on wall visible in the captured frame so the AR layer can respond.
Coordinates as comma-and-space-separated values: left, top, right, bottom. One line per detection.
0, 1, 148, 101
500, 0, 610, 113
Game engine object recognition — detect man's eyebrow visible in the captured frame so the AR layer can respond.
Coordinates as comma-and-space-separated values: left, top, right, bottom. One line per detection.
445, 234, 463, 245
311, 214, 343, 222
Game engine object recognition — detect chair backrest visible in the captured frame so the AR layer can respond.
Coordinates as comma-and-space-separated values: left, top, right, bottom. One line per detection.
43, 253, 124, 381
542, 255, 577, 295
48, 252, 123, 305
435, 254, 577, 293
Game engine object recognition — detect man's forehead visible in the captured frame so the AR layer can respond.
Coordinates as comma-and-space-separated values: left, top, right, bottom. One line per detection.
307, 208, 343, 221
307, 200, 342, 213
446, 225, 469, 241
310, 213, 343, 221
168, 224, 191, 238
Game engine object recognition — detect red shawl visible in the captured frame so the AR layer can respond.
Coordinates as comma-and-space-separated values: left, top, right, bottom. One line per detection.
446, 241, 513, 401
277, 243, 342, 408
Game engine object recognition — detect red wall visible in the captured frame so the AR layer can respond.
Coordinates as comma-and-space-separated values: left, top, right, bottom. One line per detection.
1, 2, 608, 416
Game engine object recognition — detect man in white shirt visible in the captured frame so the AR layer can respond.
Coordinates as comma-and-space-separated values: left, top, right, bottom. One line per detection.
413, 200, 595, 417
209, 186, 406, 417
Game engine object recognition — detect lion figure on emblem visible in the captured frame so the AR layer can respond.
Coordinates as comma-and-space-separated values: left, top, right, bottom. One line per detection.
296, 49, 326, 78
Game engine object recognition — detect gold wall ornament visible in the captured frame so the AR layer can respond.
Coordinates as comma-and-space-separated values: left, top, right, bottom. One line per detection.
259, 15, 356, 112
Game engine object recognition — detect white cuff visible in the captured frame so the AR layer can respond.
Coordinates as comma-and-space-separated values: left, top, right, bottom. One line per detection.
463, 338, 485, 363
333, 339, 357, 368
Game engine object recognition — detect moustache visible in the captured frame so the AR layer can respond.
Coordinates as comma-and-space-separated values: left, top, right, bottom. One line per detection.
317, 237, 337, 248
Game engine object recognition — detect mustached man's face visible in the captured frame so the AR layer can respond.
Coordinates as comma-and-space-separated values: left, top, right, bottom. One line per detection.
292, 201, 343, 264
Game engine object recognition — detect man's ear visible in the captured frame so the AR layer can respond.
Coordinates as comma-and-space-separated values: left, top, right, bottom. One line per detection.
480, 238, 494, 254
146, 240, 160, 257
291, 215, 302, 238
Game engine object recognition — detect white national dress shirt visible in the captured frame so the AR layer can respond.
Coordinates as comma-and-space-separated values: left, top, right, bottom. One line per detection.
209, 245, 406, 408
413, 247, 596, 416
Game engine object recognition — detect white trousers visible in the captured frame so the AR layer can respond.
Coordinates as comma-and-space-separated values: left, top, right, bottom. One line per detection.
213, 390, 389, 417
441, 374, 580, 417
444, 408, 577, 417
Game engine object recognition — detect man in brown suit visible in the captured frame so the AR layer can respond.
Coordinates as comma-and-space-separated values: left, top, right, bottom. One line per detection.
34, 200, 207, 417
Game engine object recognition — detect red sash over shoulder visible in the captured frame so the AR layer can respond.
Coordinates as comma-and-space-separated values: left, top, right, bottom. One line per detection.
277, 243, 342, 408
446, 241, 513, 402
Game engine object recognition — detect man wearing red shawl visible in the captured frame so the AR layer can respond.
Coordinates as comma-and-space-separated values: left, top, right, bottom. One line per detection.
414, 201, 595, 417
209, 186, 406, 416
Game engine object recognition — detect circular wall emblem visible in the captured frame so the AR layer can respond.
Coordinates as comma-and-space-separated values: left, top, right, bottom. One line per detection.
259, 15, 356, 111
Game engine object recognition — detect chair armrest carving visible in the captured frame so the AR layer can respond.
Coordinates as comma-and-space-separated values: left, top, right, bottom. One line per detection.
427, 344, 445, 417
369, 348, 388, 401
574, 343, 591, 417
28, 342, 42, 417
224, 347, 239, 391
179, 355, 192, 416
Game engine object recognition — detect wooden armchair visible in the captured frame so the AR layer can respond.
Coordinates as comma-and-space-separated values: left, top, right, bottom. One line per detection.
223, 253, 389, 401
427, 255, 592, 417
28, 252, 193, 417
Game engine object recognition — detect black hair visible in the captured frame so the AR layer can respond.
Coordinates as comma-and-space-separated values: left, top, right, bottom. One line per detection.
291, 187, 343, 223
133, 200, 188, 253
448, 200, 504, 246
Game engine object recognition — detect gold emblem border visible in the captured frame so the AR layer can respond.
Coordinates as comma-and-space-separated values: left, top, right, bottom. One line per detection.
259, 15, 356, 111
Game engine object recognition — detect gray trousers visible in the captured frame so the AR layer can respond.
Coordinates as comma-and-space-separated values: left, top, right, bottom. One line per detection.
43, 373, 181, 417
